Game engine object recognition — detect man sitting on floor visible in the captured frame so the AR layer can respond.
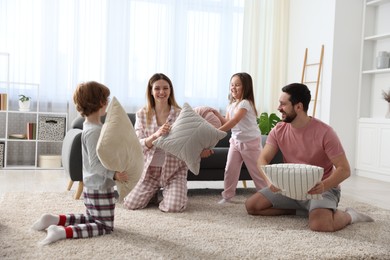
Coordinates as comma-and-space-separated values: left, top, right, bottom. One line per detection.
245, 83, 374, 232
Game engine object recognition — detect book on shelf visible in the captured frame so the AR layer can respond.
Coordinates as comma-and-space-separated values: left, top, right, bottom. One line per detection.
0, 93, 7, 110
8, 133, 27, 139
27, 122, 37, 140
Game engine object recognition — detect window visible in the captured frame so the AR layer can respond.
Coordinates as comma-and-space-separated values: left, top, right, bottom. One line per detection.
0, 0, 245, 114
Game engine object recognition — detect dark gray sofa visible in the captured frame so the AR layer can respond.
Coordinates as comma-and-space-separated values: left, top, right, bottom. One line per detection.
62, 113, 283, 197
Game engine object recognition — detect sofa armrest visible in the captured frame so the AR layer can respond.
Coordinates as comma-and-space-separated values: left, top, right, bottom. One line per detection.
62, 129, 83, 181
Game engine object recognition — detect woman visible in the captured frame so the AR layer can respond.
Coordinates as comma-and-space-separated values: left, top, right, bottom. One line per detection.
124, 73, 212, 212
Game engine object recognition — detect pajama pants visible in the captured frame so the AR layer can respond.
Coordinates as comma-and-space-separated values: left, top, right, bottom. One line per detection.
123, 165, 188, 212
222, 137, 267, 200
59, 188, 116, 238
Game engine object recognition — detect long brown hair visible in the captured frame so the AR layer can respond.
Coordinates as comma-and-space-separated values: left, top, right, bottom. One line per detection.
228, 72, 258, 116
145, 73, 180, 124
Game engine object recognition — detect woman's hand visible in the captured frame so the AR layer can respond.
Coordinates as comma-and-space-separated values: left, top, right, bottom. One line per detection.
114, 171, 128, 182
146, 122, 171, 148
200, 149, 214, 158
155, 122, 171, 137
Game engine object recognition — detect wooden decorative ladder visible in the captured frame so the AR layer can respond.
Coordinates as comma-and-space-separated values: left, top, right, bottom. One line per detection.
301, 44, 324, 117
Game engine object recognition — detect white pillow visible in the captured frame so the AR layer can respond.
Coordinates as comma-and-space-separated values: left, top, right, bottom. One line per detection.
261, 163, 324, 200
97, 97, 143, 202
152, 103, 227, 175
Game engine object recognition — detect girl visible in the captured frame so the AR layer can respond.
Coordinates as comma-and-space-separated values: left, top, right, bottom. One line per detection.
215, 72, 267, 204
32, 81, 128, 244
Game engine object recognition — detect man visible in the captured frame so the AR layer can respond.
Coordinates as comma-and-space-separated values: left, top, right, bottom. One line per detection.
245, 83, 373, 232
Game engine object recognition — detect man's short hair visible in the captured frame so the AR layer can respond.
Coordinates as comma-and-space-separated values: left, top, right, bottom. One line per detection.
282, 83, 311, 112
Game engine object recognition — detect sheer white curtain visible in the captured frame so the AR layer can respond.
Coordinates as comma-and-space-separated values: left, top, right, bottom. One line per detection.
242, 0, 290, 114
0, 0, 289, 123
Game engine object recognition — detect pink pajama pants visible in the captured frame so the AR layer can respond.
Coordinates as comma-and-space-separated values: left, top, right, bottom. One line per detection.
123, 166, 188, 212
222, 137, 267, 200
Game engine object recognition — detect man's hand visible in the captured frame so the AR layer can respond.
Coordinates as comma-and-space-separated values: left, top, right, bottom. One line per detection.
307, 181, 324, 195
269, 184, 281, 193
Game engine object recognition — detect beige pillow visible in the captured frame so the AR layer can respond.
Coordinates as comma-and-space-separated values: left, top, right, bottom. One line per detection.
97, 97, 143, 202
261, 163, 324, 200
153, 103, 227, 175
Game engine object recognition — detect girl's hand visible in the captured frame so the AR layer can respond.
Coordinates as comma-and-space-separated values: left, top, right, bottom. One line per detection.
200, 149, 214, 158
114, 171, 128, 182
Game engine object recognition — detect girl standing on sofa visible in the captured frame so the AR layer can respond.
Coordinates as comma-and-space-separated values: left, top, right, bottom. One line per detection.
32, 81, 128, 245
123, 73, 213, 212
214, 72, 267, 204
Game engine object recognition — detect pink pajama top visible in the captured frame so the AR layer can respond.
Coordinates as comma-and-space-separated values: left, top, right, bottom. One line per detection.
134, 107, 188, 183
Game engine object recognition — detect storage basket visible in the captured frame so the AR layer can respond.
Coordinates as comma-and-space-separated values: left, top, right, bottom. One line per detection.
38, 116, 66, 141
39, 155, 62, 168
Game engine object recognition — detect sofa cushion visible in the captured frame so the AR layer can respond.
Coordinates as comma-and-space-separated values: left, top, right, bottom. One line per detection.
199, 147, 228, 169
153, 103, 227, 175
261, 163, 324, 200
96, 97, 143, 202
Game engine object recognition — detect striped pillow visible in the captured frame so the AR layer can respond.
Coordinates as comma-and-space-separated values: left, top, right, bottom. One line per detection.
261, 163, 324, 200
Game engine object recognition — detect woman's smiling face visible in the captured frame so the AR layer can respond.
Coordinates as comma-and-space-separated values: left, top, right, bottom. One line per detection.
151, 79, 171, 104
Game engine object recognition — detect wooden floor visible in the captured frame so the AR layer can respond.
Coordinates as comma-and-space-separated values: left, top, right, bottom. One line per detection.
0, 169, 389, 210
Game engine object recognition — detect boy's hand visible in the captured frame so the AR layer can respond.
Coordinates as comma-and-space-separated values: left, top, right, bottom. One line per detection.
114, 171, 129, 182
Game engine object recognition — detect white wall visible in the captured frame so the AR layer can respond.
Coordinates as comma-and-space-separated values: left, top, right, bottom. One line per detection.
287, 0, 335, 121
287, 0, 363, 172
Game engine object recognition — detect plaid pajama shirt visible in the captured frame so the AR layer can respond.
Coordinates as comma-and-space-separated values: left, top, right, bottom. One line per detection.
123, 107, 188, 212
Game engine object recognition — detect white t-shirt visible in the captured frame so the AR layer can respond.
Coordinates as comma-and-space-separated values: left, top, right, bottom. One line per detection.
227, 99, 261, 142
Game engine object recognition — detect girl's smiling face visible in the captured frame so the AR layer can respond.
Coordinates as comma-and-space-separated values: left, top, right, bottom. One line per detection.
230, 75, 243, 101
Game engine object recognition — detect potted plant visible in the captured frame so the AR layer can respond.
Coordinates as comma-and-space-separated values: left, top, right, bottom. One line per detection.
257, 112, 281, 135
18, 94, 31, 111
382, 89, 390, 118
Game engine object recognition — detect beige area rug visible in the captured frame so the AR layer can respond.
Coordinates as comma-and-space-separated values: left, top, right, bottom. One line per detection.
1, 189, 389, 260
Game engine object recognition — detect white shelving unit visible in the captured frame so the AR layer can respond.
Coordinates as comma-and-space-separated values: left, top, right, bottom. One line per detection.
0, 53, 67, 169
356, 0, 390, 182
356, 118, 390, 182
